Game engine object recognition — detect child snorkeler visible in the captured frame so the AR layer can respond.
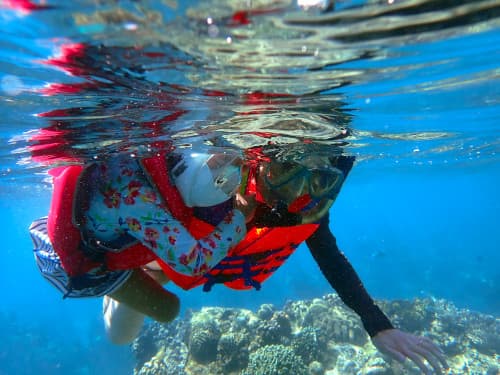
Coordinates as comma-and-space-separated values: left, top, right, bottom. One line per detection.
30, 149, 250, 342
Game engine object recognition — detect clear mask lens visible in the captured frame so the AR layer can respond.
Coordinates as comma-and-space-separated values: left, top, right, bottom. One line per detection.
207, 153, 242, 196
264, 161, 344, 202
309, 168, 344, 200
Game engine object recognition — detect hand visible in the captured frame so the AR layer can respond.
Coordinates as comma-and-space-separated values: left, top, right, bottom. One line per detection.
235, 193, 257, 223
371, 329, 448, 374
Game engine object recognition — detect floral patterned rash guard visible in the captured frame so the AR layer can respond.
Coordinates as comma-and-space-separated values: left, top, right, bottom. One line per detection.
83, 156, 246, 277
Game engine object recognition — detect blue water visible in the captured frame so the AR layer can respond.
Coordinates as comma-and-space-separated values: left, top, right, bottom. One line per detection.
0, 1, 499, 374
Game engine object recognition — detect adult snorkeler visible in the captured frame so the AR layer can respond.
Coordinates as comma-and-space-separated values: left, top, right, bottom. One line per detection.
192, 143, 449, 375
103, 142, 448, 373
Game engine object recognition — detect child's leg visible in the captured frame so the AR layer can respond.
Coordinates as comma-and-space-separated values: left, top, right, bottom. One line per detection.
104, 267, 179, 344
109, 268, 179, 322
103, 295, 145, 345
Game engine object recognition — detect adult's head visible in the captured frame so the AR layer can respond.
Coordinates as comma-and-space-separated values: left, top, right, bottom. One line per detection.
255, 152, 352, 223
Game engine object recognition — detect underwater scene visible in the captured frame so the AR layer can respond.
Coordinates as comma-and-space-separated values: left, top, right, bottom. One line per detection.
0, 0, 499, 374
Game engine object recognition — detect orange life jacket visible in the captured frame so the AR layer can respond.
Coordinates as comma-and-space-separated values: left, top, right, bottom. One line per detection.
47, 154, 318, 291
170, 164, 319, 291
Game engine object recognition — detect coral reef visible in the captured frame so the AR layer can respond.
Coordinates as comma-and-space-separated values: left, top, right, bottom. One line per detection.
132, 294, 500, 375
241, 344, 307, 375
217, 332, 250, 373
188, 312, 221, 364
133, 319, 189, 375
131, 325, 158, 369
291, 326, 323, 364
255, 310, 292, 347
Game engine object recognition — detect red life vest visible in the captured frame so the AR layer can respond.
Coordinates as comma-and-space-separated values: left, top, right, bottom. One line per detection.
47, 154, 318, 291
47, 154, 214, 278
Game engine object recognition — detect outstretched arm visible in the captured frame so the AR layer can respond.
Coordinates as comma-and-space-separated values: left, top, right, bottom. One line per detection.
306, 216, 393, 336
306, 216, 447, 374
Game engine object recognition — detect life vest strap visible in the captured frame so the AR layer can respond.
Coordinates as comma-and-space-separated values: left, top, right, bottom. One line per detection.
200, 244, 298, 291
141, 153, 216, 239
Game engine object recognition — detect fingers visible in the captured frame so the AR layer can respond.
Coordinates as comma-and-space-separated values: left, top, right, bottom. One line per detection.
413, 344, 443, 375
381, 345, 407, 363
234, 193, 257, 222
419, 337, 449, 370
404, 337, 448, 375
235, 193, 248, 205
406, 350, 433, 375
382, 343, 434, 375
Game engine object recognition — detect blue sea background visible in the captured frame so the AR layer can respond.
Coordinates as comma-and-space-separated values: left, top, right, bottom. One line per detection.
0, 1, 499, 374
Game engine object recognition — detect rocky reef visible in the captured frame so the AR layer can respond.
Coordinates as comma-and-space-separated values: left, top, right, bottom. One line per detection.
132, 294, 499, 375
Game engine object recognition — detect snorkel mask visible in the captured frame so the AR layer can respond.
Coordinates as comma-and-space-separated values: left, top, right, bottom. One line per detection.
262, 160, 345, 223
172, 151, 242, 207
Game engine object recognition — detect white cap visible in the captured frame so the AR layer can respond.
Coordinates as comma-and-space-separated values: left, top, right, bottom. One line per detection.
172, 152, 241, 207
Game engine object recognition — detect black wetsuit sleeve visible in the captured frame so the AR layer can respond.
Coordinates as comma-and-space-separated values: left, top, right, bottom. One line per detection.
306, 216, 394, 337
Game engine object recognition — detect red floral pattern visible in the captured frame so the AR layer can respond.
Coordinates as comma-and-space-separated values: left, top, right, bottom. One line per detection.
85, 156, 246, 277
103, 188, 121, 208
